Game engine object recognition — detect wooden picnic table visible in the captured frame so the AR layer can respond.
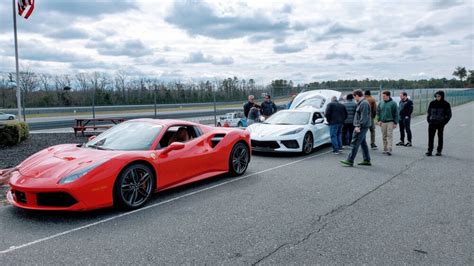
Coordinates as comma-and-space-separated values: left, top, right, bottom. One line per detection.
73, 118, 125, 136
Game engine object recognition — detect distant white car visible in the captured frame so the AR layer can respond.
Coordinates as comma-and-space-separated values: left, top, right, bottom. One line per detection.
247, 90, 341, 154
217, 112, 248, 127
0, 112, 15, 120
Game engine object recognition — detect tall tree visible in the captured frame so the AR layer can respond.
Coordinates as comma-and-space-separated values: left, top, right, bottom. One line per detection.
452, 66, 467, 85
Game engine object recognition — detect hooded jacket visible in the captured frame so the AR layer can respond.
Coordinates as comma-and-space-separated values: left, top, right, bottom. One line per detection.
343, 99, 357, 124
427, 90, 452, 125
353, 97, 372, 128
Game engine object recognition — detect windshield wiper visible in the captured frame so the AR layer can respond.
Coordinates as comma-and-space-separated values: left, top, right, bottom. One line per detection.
87, 144, 112, 150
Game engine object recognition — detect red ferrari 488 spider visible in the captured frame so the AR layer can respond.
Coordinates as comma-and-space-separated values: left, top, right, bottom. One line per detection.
4, 119, 251, 211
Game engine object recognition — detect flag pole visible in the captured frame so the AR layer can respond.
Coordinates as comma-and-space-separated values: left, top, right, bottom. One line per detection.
12, 0, 22, 121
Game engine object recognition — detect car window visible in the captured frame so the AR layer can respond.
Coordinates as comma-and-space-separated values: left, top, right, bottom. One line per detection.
157, 125, 202, 149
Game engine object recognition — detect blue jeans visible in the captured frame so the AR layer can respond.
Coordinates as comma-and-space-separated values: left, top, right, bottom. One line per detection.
329, 124, 343, 152
347, 127, 371, 162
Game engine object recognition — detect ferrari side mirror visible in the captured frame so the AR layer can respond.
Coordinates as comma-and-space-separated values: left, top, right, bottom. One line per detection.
162, 142, 185, 155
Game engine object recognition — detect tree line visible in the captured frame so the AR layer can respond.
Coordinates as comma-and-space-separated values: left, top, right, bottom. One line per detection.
0, 66, 472, 108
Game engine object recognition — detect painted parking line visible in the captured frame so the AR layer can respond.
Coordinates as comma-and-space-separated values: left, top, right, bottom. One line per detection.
0, 101, 472, 255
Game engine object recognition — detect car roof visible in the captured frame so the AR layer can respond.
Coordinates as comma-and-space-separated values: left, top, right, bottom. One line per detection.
124, 118, 199, 127
280, 107, 323, 113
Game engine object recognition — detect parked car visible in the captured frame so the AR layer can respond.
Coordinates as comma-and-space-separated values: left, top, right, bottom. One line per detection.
4, 119, 251, 211
0, 112, 15, 120
217, 112, 247, 127
247, 90, 341, 154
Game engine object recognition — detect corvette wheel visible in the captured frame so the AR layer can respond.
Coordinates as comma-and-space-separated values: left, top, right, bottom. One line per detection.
229, 142, 250, 176
114, 163, 155, 210
8, 116, 14, 120
302, 132, 313, 155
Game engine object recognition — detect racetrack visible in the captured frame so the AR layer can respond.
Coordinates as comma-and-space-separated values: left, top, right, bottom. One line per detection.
0, 102, 472, 264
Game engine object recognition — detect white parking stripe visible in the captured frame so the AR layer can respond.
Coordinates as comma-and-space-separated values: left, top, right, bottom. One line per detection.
0, 102, 471, 254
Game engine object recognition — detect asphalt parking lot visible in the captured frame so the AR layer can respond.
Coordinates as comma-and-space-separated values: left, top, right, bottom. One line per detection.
0, 102, 472, 265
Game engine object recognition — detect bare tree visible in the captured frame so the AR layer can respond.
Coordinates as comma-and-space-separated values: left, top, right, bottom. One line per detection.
75, 72, 89, 92
114, 70, 128, 103
38, 73, 51, 91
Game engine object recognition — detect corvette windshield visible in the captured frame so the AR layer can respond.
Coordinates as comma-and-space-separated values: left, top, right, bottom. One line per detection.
295, 96, 325, 109
264, 112, 310, 125
86, 122, 162, 151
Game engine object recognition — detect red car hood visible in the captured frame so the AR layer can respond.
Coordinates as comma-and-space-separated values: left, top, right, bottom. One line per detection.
17, 144, 122, 180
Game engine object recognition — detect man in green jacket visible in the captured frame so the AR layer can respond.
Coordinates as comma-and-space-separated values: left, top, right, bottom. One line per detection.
376, 91, 399, 155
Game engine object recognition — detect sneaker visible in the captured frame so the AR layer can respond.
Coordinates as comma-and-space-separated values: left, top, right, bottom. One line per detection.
340, 160, 354, 167
357, 160, 372, 166
333, 151, 340, 154
382, 151, 388, 154
405, 142, 412, 147
386, 151, 392, 156
371, 144, 377, 150
425, 152, 432, 156
435, 152, 442, 156
396, 141, 405, 146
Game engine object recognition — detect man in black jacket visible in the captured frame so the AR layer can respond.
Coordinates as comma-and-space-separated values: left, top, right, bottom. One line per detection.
396, 91, 414, 147
261, 95, 277, 118
243, 95, 255, 118
325, 96, 348, 154
426, 90, 452, 156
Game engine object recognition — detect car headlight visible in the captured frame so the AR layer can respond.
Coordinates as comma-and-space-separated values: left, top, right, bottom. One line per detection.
58, 160, 107, 184
280, 128, 304, 136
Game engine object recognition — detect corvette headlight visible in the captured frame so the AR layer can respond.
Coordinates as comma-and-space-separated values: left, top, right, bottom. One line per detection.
280, 128, 304, 136
59, 160, 107, 184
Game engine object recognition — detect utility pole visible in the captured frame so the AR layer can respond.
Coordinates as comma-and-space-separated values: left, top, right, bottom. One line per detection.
12, 0, 22, 121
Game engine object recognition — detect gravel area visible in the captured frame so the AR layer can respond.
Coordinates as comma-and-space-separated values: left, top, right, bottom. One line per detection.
0, 133, 87, 206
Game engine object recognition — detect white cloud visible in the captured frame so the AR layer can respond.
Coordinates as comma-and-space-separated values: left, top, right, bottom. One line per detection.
0, 0, 472, 82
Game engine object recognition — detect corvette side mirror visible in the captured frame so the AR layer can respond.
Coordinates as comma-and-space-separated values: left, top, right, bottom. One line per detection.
314, 118, 324, 124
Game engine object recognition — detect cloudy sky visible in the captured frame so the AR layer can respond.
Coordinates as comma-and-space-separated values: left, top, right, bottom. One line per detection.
0, 0, 472, 83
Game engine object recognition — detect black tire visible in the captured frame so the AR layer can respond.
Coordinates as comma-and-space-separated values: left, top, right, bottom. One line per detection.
302, 132, 314, 155
217, 122, 222, 127
228, 142, 250, 176
113, 163, 155, 210
8, 116, 14, 120
237, 121, 243, 127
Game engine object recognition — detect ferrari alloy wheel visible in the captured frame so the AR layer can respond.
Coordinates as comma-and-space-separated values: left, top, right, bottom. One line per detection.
302, 132, 313, 155
114, 163, 155, 210
229, 142, 250, 176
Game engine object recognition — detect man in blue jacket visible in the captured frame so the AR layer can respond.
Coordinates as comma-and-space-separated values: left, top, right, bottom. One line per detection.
396, 91, 414, 147
261, 95, 277, 118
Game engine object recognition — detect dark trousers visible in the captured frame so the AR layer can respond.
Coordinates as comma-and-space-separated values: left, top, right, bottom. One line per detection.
428, 123, 445, 153
399, 117, 412, 142
342, 123, 354, 146
347, 127, 370, 162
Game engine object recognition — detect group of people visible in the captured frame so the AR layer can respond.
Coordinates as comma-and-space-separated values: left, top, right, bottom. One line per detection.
323, 89, 452, 167
243, 94, 277, 125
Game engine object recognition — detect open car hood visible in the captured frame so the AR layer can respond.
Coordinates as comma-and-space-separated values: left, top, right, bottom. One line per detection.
289, 89, 341, 111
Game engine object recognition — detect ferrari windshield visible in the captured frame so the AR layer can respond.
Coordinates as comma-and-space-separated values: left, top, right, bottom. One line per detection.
264, 111, 310, 125
86, 121, 162, 151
